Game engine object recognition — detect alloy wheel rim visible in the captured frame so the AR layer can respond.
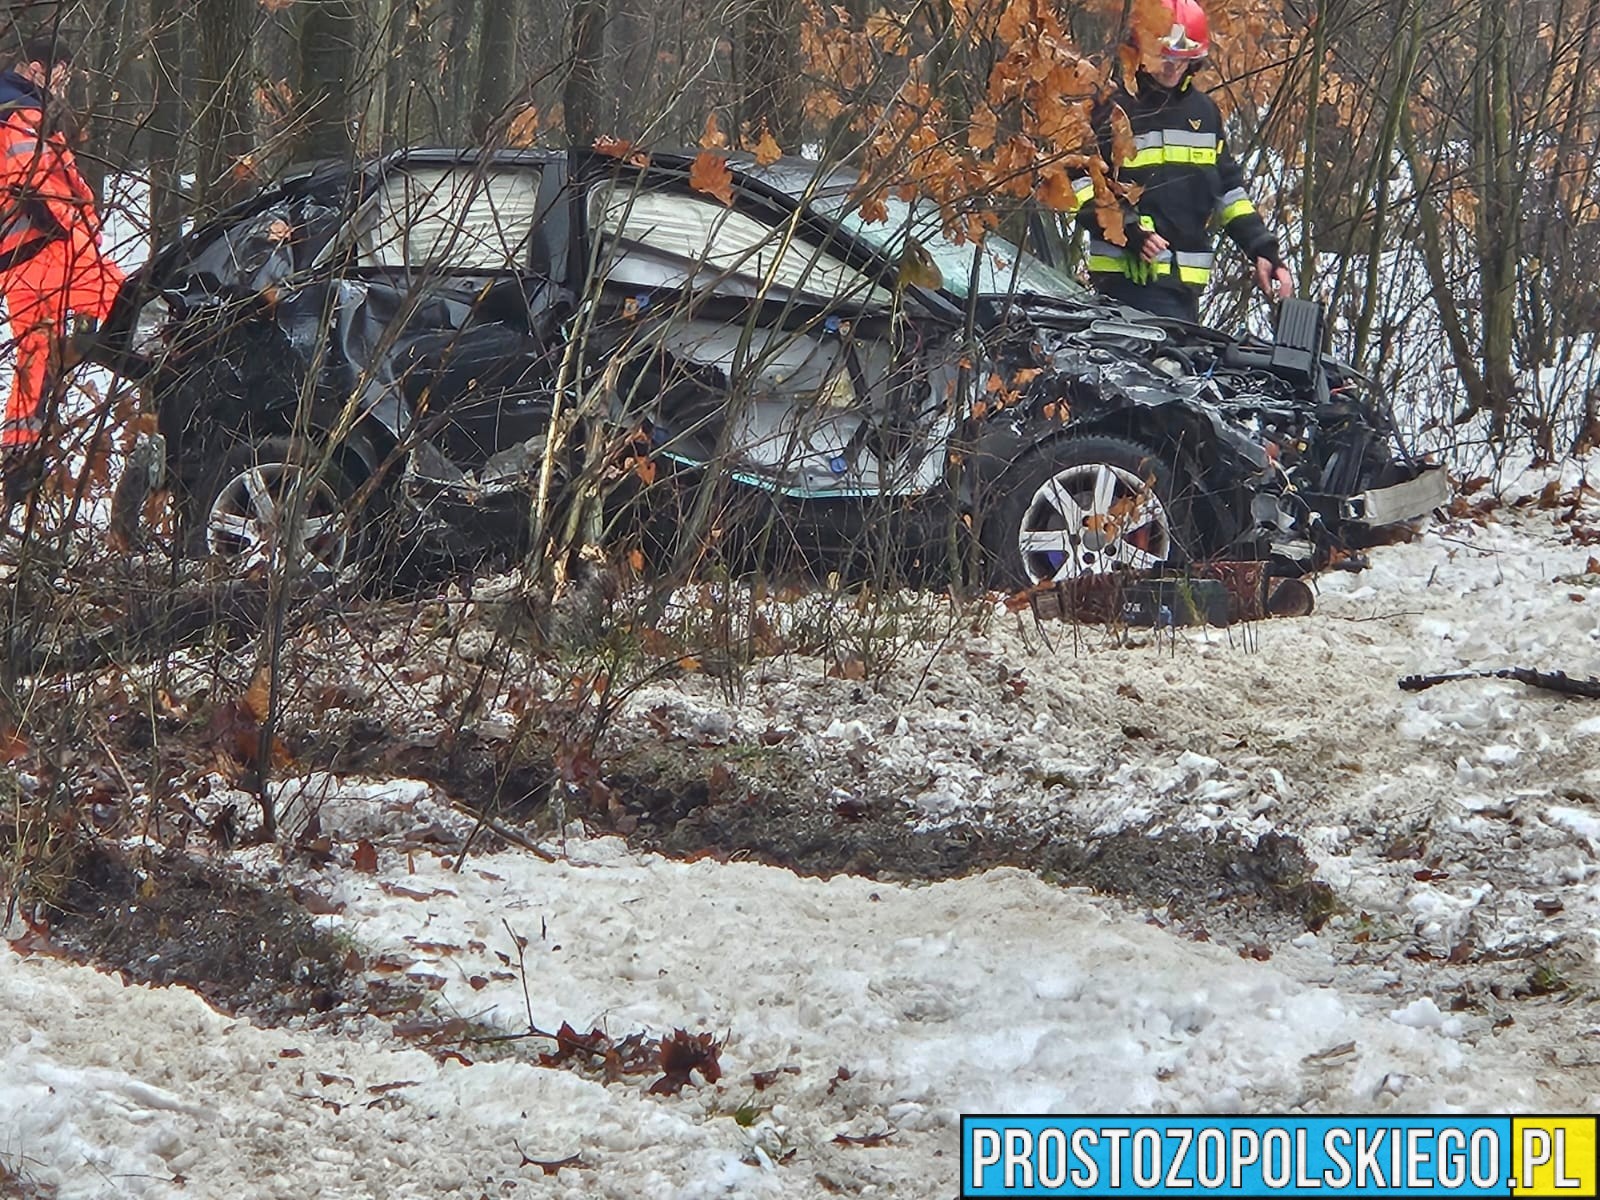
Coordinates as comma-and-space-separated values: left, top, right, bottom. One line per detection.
206, 461, 351, 575
1017, 460, 1172, 582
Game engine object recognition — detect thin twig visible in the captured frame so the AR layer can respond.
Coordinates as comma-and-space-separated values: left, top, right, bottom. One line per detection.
501, 918, 538, 1036
450, 803, 557, 868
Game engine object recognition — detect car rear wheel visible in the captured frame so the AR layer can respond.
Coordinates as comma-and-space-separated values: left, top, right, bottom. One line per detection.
198, 438, 362, 578
982, 435, 1193, 589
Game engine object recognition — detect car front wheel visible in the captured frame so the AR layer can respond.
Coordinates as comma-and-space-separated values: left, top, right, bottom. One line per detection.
983, 435, 1192, 589
198, 438, 362, 579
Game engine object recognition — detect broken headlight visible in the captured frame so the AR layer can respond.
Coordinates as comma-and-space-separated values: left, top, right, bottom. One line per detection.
128, 293, 174, 359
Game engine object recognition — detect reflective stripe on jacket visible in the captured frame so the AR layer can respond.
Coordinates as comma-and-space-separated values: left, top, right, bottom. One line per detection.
0, 102, 104, 269
1076, 74, 1279, 298
1086, 239, 1215, 285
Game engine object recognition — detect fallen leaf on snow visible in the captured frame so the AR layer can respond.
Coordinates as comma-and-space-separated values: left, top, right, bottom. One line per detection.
367, 1080, 420, 1096
369, 953, 418, 974
834, 1128, 896, 1147
649, 1029, 723, 1094
751, 1065, 801, 1089
1302, 1041, 1357, 1066
392, 1017, 469, 1041
516, 1144, 588, 1175
378, 881, 457, 901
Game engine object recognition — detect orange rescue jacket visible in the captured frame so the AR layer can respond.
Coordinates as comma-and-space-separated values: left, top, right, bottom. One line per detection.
0, 98, 108, 271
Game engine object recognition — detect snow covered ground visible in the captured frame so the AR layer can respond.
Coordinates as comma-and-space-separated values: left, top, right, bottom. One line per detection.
4, 464, 1600, 1198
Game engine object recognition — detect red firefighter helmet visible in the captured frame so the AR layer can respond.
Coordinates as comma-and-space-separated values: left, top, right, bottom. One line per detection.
1159, 0, 1210, 60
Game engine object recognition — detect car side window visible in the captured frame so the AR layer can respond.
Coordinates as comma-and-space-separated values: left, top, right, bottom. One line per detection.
360, 166, 543, 271
591, 185, 893, 307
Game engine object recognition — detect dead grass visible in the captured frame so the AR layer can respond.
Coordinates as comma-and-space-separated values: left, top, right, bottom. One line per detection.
0, 1158, 55, 1200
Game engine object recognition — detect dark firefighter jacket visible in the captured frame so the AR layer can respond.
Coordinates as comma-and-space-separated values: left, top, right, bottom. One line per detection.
1073, 72, 1280, 304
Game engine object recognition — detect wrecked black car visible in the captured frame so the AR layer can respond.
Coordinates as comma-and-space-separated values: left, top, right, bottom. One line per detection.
93, 148, 1448, 587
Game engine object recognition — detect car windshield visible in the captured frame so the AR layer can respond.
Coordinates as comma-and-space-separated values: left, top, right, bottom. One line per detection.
817, 194, 1088, 302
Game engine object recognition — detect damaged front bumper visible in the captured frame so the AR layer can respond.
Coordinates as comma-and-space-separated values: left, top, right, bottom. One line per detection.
392, 438, 550, 557
1340, 464, 1450, 525
1237, 460, 1448, 572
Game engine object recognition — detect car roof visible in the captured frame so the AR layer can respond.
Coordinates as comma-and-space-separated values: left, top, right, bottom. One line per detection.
271, 146, 563, 189
721, 155, 859, 201
285, 146, 860, 213
386, 146, 566, 170
571, 149, 861, 206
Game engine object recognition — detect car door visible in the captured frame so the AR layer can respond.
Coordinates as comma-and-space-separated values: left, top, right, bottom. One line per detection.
582, 173, 956, 500
352, 160, 565, 469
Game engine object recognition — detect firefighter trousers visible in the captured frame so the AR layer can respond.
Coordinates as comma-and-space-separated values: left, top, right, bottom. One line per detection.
2, 236, 119, 449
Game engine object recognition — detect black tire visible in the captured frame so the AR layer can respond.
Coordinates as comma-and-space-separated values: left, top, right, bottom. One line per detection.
980, 435, 1196, 589
185, 436, 367, 579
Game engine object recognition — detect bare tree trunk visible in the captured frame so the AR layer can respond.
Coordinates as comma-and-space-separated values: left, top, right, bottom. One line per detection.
1350, 0, 1421, 367
445, 0, 480, 139
610, 0, 648, 133
564, 0, 607, 145
471, 0, 522, 140
297, 0, 360, 162
1474, 0, 1518, 443
147, 0, 189, 242
737, 0, 800, 146
1297, 0, 1326, 296
1578, 386, 1600, 454
77, 0, 136, 201
1397, 108, 1488, 414
383, 0, 440, 143
194, 0, 256, 213
1528, 0, 1600, 358
366, 0, 394, 145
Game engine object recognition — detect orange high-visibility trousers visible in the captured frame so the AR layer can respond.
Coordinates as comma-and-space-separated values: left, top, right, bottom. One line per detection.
1, 233, 124, 448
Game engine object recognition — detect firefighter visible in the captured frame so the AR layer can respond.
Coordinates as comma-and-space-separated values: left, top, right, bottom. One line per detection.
1073, 0, 1293, 324
0, 33, 124, 506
